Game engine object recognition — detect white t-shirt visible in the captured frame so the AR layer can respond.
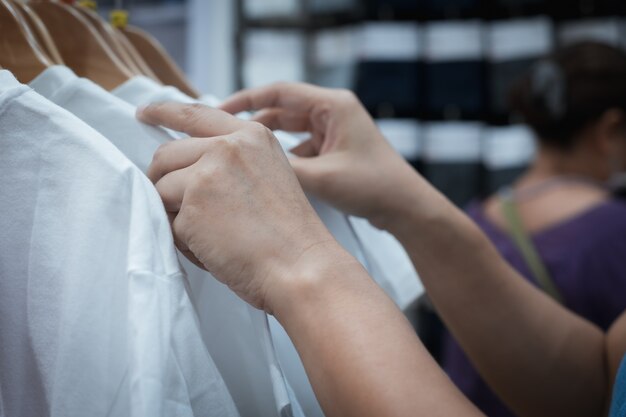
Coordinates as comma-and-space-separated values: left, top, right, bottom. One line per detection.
0, 70, 239, 417
348, 217, 423, 310
32, 68, 295, 417
30, 66, 172, 173
114, 75, 196, 106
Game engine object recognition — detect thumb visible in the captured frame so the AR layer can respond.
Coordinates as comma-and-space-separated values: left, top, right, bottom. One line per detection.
290, 152, 346, 197
290, 138, 318, 158
290, 134, 326, 158
289, 156, 325, 194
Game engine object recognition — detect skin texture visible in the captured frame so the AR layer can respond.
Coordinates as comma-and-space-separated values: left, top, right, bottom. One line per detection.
138, 82, 626, 417
138, 101, 481, 417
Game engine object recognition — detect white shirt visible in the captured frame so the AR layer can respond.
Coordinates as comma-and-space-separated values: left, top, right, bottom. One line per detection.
32, 68, 295, 417
0, 70, 239, 417
114, 75, 197, 106
348, 218, 423, 310
30, 66, 172, 173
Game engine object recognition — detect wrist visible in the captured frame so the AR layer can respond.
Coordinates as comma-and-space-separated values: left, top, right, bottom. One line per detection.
380, 178, 492, 278
371, 168, 431, 230
267, 240, 368, 326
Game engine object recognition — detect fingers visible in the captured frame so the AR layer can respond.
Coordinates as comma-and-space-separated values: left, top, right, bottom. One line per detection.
154, 166, 193, 212
219, 85, 283, 114
289, 137, 321, 158
137, 102, 243, 137
171, 214, 207, 270
252, 108, 311, 132
290, 152, 343, 196
148, 137, 219, 183
290, 156, 322, 193
220, 82, 319, 115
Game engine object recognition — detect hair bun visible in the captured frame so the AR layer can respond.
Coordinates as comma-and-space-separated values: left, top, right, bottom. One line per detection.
510, 41, 626, 150
531, 60, 566, 120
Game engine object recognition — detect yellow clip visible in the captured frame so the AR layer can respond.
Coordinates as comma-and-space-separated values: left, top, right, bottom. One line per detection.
77, 0, 97, 10
110, 9, 129, 29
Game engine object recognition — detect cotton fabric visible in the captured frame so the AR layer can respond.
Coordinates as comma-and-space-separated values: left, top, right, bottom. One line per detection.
0, 70, 239, 417
31, 67, 291, 417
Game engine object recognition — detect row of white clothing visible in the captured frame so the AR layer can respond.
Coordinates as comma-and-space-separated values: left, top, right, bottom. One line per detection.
0, 66, 423, 417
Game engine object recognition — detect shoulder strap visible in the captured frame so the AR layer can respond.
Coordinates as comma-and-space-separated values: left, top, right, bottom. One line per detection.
499, 189, 564, 304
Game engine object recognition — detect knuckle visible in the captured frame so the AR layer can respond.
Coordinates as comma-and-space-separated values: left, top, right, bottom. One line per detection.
191, 165, 217, 188
183, 172, 214, 209
246, 122, 275, 144
197, 137, 240, 167
269, 81, 289, 90
153, 177, 169, 197
172, 209, 193, 242
211, 135, 231, 148
182, 103, 208, 117
173, 203, 208, 260
180, 103, 209, 126
151, 142, 172, 165
223, 142, 244, 164
248, 121, 269, 134
335, 88, 357, 104
214, 136, 242, 158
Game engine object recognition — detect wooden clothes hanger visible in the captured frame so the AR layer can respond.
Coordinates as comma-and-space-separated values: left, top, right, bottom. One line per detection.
115, 28, 160, 80
10, 0, 64, 65
73, 5, 142, 76
71, 3, 160, 80
30, 1, 133, 90
0, 0, 52, 82
122, 25, 200, 98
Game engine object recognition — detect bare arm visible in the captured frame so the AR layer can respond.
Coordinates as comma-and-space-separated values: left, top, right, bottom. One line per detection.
275, 246, 483, 417
139, 102, 483, 417
220, 82, 626, 417
384, 173, 608, 417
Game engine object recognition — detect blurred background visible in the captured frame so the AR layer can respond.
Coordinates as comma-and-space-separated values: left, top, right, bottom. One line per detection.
98, 0, 626, 208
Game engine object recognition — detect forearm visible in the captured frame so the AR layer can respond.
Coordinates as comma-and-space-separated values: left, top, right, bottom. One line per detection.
272, 243, 483, 417
385, 173, 607, 417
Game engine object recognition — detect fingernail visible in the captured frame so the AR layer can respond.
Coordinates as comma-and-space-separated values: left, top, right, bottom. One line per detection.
136, 104, 148, 117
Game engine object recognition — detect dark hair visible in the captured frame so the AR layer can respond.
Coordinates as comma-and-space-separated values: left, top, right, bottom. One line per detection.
510, 41, 626, 150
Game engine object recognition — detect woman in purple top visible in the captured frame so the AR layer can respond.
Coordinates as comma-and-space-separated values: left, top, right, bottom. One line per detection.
442, 41, 626, 416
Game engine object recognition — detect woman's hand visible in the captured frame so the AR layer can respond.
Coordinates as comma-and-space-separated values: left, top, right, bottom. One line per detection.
138, 102, 352, 313
220, 83, 422, 230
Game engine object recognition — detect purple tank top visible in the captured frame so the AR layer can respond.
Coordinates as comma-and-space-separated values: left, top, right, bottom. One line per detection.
442, 198, 626, 417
